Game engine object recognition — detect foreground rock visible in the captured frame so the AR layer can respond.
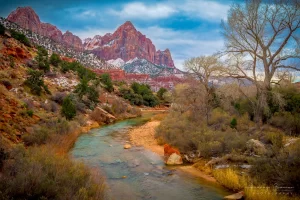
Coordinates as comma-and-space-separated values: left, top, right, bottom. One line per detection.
164, 144, 182, 165
166, 153, 183, 165
124, 144, 131, 149
224, 191, 244, 200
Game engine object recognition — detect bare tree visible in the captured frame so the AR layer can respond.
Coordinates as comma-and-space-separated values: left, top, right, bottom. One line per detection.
222, 0, 300, 124
184, 56, 223, 124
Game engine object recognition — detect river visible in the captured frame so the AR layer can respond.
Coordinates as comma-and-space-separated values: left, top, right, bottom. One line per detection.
70, 113, 230, 200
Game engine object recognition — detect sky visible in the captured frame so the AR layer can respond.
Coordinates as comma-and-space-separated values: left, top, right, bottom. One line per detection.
0, 0, 243, 70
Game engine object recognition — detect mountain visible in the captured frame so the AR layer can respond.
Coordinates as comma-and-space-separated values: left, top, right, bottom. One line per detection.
83, 21, 175, 67
122, 58, 183, 78
7, 7, 83, 51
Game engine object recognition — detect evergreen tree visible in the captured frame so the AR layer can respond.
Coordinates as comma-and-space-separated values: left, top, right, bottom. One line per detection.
61, 96, 76, 120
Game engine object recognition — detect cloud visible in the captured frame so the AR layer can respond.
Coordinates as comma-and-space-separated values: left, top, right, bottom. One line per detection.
73, 27, 115, 39
138, 26, 224, 70
180, 0, 230, 21
109, 2, 176, 19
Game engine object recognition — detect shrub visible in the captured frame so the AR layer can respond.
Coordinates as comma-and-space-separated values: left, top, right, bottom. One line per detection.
50, 53, 61, 67
22, 127, 49, 146
24, 69, 50, 96
10, 30, 31, 46
230, 118, 237, 129
0, 24, 5, 35
9, 55, 15, 68
0, 146, 104, 199
26, 110, 33, 117
157, 87, 167, 100
36, 46, 49, 72
100, 73, 113, 92
61, 96, 76, 120
51, 92, 67, 104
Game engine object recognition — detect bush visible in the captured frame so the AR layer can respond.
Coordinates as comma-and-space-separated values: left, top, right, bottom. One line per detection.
0, 24, 5, 35
61, 96, 76, 120
51, 92, 67, 104
100, 73, 113, 92
26, 110, 33, 117
10, 30, 31, 46
22, 127, 49, 146
36, 46, 49, 72
157, 87, 167, 100
50, 53, 61, 67
24, 69, 50, 96
0, 146, 104, 199
230, 118, 237, 129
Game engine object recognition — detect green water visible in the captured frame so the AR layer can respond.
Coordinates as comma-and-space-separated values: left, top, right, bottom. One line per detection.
70, 114, 229, 200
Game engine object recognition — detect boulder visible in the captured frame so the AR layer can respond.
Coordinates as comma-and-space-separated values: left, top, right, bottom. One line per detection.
246, 139, 266, 155
164, 144, 180, 157
224, 191, 244, 200
166, 153, 183, 165
124, 143, 131, 149
90, 107, 116, 124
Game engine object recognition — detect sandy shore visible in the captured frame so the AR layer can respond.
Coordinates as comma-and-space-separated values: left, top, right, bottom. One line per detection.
128, 120, 217, 183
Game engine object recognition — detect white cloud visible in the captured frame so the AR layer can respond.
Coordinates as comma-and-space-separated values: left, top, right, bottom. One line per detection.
180, 0, 230, 21
139, 26, 224, 70
109, 2, 176, 19
73, 27, 115, 39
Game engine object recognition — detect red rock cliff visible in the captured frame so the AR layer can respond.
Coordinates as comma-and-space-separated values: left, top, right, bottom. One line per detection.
84, 21, 175, 67
7, 7, 83, 51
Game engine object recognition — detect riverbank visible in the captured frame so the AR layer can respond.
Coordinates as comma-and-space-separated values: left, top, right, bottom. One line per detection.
128, 119, 218, 183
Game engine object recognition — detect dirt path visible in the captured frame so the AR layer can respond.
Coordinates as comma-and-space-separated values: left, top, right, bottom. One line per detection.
128, 120, 217, 183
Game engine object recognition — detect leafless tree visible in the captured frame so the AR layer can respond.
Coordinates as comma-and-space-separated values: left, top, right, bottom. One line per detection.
184, 56, 223, 124
222, 0, 300, 124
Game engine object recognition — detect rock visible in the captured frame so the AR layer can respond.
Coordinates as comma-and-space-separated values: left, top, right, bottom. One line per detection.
164, 144, 180, 157
246, 139, 266, 155
224, 191, 244, 200
284, 138, 298, 147
122, 176, 127, 179
215, 164, 230, 169
144, 173, 149, 176
7, 7, 83, 51
240, 164, 251, 169
90, 107, 116, 124
84, 21, 175, 67
124, 144, 131, 149
166, 153, 183, 165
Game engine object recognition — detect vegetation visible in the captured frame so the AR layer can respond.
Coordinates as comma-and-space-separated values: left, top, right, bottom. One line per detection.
0, 23, 5, 35
10, 30, 31, 46
120, 82, 159, 107
50, 53, 61, 67
61, 96, 77, 120
24, 69, 50, 96
0, 145, 104, 200
157, 87, 167, 101
100, 73, 113, 92
36, 46, 50, 72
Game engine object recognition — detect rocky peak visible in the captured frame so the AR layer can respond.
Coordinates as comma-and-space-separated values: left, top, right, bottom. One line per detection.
7, 7, 83, 51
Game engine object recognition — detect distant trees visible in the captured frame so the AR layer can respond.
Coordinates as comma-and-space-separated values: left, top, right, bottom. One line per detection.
184, 55, 223, 124
10, 30, 31, 46
50, 53, 61, 67
157, 87, 167, 100
120, 82, 159, 107
61, 96, 76, 120
100, 73, 114, 92
222, 0, 300, 124
24, 69, 50, 96
36, 46, 49, 72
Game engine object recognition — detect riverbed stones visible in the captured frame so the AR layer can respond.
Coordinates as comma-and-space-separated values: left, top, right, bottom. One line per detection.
124, 143, 131, 149
166, 153, 183, 165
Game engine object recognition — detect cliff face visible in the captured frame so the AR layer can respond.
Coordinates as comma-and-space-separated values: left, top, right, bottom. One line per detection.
84, 21, 175, 67
7, 7, 83, 51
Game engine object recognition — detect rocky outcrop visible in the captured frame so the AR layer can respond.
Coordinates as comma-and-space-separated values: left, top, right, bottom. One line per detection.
7, 7, 83, 51
90, 107, 116, 124
164, 144, 182, 165
246, 139, 266, 155
224, 191, 244, 200
85, 21, 175, 67
63, 31, 83, 51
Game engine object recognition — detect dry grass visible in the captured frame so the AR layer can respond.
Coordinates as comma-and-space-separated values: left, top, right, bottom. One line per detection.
193, 159, 213, 175
213, 168, 248, 191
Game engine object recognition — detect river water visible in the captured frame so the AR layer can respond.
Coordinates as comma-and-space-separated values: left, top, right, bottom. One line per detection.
70, 114, 229, 200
